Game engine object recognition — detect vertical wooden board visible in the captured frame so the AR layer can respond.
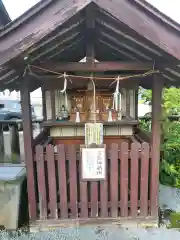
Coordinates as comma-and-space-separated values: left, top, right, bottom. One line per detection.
140, 143, 150, 217
68, 145, 78, 218
130, 143, 139, 218
80, 148, 88, 218
91, 181, 98, 217
57, 145, 68, 218
110, 143, 118, 217
80, 181, 88, 218
120, 142, 129, 217
46, 145, 58, 219
36, 145, 47, 220
100, 147, 108, 217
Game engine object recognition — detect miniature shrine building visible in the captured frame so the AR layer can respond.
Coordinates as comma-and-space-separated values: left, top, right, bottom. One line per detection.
0, 0, 180, 229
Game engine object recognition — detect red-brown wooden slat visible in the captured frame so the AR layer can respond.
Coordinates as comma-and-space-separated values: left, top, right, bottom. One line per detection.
68, 145, 78, 218
110, 143, 118, 217
80, 148, 88, 218
120, 142, 129, 217
140, 143, 150, 217
46, 144, 58, 219
80, 181, 88, 218
36, 145, 47, 220
57, 144, 68, 218
130, 143, 139, 218
100, 147, 108, 217
91, 181, 98, 217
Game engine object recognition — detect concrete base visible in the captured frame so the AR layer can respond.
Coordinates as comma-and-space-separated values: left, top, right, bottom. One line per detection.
0, 183, 21, 230
29, 218, 158, 233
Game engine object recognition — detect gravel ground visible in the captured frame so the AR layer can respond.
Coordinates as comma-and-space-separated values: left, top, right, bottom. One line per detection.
0, 226, 180, 240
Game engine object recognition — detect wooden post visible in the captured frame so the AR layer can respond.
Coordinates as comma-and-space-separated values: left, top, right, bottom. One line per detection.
135, 88, 138, 119
85, 4, 99, 217
42, 87, 47, 121
21, 78, 37, 220
50, 90, 56, 121
150, 75, 163, 218
126, 89, 130, 117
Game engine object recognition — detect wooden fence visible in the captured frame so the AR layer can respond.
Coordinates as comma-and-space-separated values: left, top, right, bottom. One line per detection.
31, 142, 157, 222
0, 119, 42, 162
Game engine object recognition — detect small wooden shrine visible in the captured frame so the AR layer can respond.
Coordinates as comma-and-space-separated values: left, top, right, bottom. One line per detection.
0, 0, 180, 229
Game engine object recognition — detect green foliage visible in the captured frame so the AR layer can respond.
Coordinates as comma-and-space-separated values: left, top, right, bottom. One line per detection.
169, 212, 180, 228
139, 87, 180, 188
139, 119, 151, 132
140, 86, 180, 114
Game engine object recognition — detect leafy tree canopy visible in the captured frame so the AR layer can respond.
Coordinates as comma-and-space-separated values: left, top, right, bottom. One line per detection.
139, 87, 180, 114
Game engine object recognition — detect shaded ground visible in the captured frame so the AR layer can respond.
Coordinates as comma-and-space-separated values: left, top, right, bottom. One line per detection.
1, 227, 180, 240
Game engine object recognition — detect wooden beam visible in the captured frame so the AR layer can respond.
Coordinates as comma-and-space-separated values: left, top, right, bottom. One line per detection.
20, 77, 37, 220
150, 75, 163, 218
31, 61, 154, 73
99, 31, 151, 61
98, 39, 138, 61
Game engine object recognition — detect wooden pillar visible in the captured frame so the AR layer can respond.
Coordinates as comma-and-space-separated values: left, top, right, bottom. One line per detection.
42, 87, 47, 121
150, 75, 163, 217
21, 78, 37, 220
135, 88, 139, 119
50, 90, 56, 121
126, 89, 130, 117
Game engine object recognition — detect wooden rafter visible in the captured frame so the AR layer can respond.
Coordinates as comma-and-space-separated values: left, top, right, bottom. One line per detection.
0, 0, 90, 66
95, 0, 180, 59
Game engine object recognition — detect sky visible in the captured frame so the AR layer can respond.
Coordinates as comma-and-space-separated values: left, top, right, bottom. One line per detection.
3, 0, 40, 20
2, 0, 180, 23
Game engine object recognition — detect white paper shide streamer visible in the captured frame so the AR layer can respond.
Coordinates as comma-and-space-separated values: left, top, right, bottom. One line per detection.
112, 76, 122, 112
59, 72, 69, 109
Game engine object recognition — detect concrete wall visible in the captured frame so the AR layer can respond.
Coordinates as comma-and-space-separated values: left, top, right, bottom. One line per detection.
159, 184, 180, 212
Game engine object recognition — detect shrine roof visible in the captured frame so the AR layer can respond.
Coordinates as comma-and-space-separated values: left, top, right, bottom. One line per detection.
0, 0, 180, 90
